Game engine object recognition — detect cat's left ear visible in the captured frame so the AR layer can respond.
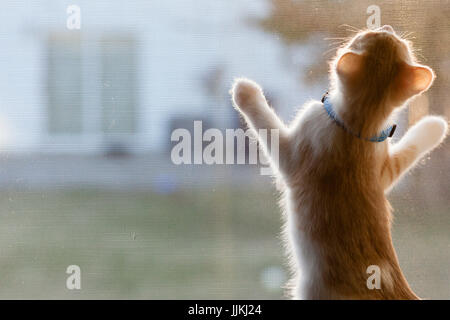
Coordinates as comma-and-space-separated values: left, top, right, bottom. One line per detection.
336, 52, 364, 81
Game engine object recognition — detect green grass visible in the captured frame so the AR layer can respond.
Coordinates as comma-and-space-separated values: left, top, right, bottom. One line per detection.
0, 188, 285, 299
0, 188, 447, 299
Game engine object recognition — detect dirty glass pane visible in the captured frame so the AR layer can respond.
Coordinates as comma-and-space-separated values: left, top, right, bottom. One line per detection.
0, 0, 447, 300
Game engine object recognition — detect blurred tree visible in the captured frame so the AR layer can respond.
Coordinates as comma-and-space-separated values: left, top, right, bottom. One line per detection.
257, 0, 450, 118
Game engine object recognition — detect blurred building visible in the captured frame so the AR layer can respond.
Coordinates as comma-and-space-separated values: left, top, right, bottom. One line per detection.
0, 0, 322, 156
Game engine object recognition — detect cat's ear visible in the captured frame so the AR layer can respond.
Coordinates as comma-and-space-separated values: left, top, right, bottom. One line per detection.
397, 63, 435, 97
408, 65, 434, 94
336, 52, 364, 81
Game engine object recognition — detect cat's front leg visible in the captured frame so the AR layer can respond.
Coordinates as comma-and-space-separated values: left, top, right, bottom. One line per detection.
230, 78, 291, 172
381, 115, 448, 191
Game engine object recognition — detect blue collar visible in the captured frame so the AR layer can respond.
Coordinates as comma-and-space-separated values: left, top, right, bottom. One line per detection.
322, 95, 396, 142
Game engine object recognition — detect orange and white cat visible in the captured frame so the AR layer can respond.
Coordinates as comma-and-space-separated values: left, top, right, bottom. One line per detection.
230, 25, 448, 299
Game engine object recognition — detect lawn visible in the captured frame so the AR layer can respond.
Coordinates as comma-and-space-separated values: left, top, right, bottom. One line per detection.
0, 187, 448, 299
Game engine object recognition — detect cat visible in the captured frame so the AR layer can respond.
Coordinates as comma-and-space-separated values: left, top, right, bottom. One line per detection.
230, 25, 448, 299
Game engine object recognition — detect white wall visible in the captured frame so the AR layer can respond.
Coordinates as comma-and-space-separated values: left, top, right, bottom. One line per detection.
0, 0, 324, 153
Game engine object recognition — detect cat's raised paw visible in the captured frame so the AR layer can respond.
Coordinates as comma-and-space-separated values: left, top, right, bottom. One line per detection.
414, 115, 448, 151
230, 78, 264, 111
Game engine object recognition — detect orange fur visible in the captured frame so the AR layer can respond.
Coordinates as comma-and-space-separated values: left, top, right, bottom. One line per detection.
230, 26, 448, 299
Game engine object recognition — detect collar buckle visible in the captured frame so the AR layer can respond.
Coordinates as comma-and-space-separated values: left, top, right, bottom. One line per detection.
388, 124, 397, 138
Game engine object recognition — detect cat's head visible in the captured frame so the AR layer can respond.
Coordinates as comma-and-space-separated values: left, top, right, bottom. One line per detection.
332, 25, 434, 107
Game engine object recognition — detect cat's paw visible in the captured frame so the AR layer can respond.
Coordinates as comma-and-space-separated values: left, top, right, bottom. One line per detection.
412, 115, 448, 152
230, 78, 264, 111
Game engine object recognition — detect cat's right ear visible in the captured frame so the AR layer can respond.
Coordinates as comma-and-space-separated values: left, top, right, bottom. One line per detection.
336, 52, 364, 81
392, 63, 435, 103
399, 63, 435, 96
